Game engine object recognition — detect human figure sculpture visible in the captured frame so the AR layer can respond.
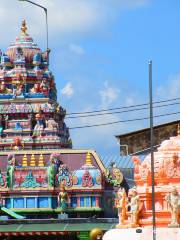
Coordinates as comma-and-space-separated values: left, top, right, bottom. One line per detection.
46, 118, 58, 130
58, 180, 68, 212
128, 187, 140, 227
0, 81, 12, 94
116, 188, 127, 225
13, 82, 23, 98
40, 78, 49, 96
30, 82, 41, 94
166, 186, 179, 227
33, 110, 45, 137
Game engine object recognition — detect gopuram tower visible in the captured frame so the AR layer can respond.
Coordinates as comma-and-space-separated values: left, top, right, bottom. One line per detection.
0, 20, 71, 150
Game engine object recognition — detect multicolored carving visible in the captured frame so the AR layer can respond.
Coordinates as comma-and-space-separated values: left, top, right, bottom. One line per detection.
82, 170, 93, 187
21, 172, 41, 188
46, 118, 58, 130
56, 164, 73, 187
6, 154, 16, 188
58, 180, 68, 211
105, 163, 123, 187
0, 171, 7, 188
32, 110, 45, 137
48, 153, 61, 187
14, 168, 48, 188
0, 81, 12, 94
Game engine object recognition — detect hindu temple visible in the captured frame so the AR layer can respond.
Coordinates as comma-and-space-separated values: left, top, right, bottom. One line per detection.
0, 20, 129, 239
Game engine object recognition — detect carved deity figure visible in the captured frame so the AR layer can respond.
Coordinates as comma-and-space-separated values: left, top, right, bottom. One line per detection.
46, 118, 58, 130
30, 82, 41, 94
0, 81, 12, 94
13, 82, 23, 98
33, 110, 45, 137
58, 180, 68, 211
116, 188, 127, 225
40, 78, 49, 96
128, 187, 140, 227
166, 187, 179, 227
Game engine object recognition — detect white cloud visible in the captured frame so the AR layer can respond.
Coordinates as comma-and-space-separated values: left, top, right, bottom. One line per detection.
61, 82, 74, 98
156, 74, 180, 99
0, 0, 149, 47
69, 43, 85, 55
99, 82, 120, 108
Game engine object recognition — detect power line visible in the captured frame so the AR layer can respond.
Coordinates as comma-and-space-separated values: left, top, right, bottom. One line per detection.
69, 109, 180, 129
66, 101, 180, 119
66, 96, 180, 116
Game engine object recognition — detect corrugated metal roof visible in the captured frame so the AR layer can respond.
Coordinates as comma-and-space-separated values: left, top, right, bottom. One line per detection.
101, 154, 147, 169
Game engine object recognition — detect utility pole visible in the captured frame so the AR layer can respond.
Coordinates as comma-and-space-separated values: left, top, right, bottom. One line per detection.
149, 60, 156, 240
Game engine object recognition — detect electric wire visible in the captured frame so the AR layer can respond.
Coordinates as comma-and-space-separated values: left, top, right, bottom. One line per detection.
66, 96, 180, 116
66, 101, 180, 119
69, 109, 180, 129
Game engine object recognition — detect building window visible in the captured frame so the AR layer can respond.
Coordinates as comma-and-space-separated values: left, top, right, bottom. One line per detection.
71, 197, 77, 208
38, 197, 49, 208
26, 198, 35, 208
80, 197, 84, 207
85, 197, 91, 207
13, 198, 24, 208
5, 198, 11, 209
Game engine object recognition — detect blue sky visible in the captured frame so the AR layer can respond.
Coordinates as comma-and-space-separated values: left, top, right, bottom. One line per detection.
1, 0, 180, 157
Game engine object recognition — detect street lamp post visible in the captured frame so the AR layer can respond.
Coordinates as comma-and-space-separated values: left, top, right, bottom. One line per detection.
18, 0, 49, 64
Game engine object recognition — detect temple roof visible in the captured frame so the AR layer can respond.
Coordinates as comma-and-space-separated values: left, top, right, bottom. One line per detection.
6, 20, 41, 63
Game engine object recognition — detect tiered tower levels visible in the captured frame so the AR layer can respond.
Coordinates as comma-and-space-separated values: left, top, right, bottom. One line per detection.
0, 20, 71, 150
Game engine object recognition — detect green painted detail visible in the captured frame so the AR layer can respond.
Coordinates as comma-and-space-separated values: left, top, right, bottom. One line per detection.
7, 166, 14, 188
48, 165, 55, 187
21, 172, 41, 188
1, 207, 25, 219
10, 207, 103, 214
78, 231, 90, 240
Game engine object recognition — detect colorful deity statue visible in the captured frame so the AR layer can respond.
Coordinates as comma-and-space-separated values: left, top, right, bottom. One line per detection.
58, 180, 68, 212
40, 78, 49, 96
7, 154, 16, 188
0, 81, 12, 94
33, 110, 45, 137
128, 187, 140, 227
105, 162, 123, 187
29, 82, 41, 94
116, 188, 127, 226
82, 170, 93, 187
56, 164, 73, 187
46, 118, 58, 130
13, 81, 24, 98
166, 186, 180, 227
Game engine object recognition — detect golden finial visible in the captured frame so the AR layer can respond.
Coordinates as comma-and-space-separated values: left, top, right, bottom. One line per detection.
85, 152, 93, 166
30, 154, 36, 167
22, 154, 28, 167
21, 19, 28, 35
177, 124, 180, 136
38, 153, 44, 167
